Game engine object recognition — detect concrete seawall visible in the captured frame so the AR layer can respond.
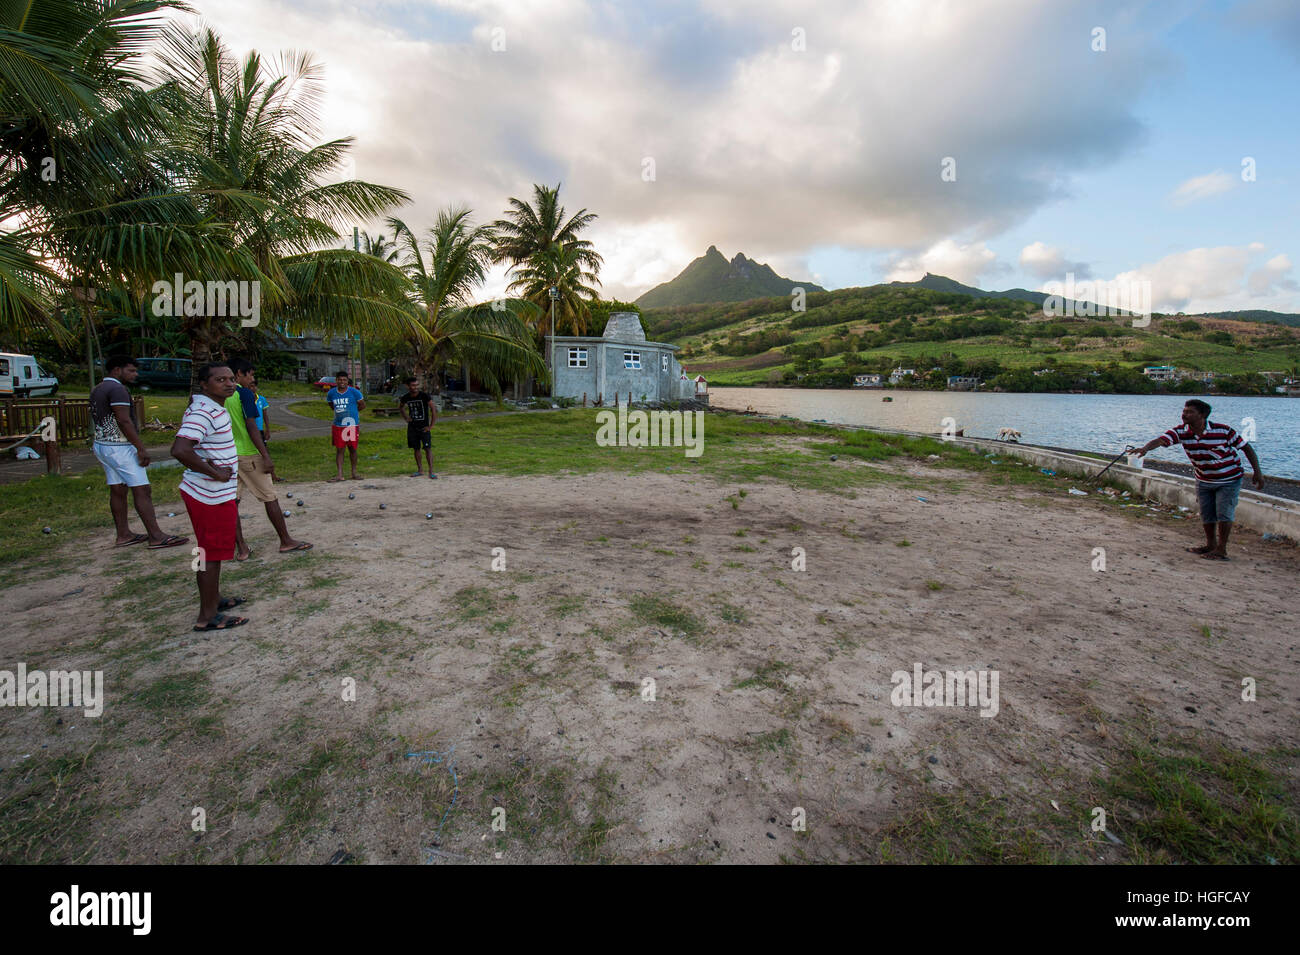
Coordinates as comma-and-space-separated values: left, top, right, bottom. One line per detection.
802, 418, 1300, 543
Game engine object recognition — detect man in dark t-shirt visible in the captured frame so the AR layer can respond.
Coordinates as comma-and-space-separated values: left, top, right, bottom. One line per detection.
397, 377, 437, 478
89, 355, 188, 549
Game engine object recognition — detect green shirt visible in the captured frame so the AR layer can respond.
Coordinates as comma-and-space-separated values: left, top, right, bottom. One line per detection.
225, 386, 259, 457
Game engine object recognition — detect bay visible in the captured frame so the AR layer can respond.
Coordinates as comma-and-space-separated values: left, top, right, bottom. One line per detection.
711, 387, 1300, 480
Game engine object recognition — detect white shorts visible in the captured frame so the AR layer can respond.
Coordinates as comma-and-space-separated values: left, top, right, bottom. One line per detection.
93, 442, 149, 487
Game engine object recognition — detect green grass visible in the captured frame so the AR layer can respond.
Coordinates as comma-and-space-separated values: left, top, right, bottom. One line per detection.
629, 593, 706, 642
286, 395, 399, 424
0, 408, 1093, 568
867, 731, 1299, 864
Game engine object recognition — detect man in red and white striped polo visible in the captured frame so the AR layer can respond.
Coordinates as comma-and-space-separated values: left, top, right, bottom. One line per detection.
1131, 399, 1264, 561
169, 364, 249, 630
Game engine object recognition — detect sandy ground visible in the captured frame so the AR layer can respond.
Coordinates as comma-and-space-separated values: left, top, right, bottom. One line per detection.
2, 459, 1298, 864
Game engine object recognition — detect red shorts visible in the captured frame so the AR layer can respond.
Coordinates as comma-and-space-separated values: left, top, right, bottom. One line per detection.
331, 424, 359, 449
181, 490, 237, 562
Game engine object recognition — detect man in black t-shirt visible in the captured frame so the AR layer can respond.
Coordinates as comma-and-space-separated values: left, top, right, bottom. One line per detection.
397, 377, 437, 478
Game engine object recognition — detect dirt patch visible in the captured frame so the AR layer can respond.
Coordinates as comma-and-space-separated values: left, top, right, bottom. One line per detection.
2, 467, 1297, 863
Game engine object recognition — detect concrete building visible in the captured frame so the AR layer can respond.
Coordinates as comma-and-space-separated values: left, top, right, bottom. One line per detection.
889, 367, 915, 385
551, 312, 696, 404
947, 375, 982, 391
853, 374, 883, 388
1143, 365, 1178, 381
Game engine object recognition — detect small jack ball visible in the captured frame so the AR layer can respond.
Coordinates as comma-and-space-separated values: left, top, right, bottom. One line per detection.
348, 493, 355, 499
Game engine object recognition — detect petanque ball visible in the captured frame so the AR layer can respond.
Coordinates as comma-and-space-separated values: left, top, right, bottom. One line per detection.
831, 455, 838, 461
348, 493, 355, 499
286, 492, 294, 498
283, 510, 291, 517
426, 513, 433, 520
379, 503, 387, 510
296, 500, 304, 507
42, 527, 52, 534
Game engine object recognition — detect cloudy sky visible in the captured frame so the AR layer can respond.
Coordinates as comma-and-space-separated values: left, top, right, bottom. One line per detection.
185, 0, 1300, 313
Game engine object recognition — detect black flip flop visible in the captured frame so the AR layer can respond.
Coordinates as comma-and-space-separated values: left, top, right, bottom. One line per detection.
193, 613, 249, 632
217, 596, 246, 611
149, 534, 189, 550
279, 542, 313, 552
114, 533, 148, 548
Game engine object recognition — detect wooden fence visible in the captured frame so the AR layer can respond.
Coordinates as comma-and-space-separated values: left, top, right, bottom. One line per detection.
1, 396, 144, 445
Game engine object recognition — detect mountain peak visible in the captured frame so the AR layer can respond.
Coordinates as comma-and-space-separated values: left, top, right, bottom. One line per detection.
635, 247, 825, 308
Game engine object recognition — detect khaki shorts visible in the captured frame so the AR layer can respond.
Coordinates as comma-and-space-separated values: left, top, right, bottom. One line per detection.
236, 454, 276, 503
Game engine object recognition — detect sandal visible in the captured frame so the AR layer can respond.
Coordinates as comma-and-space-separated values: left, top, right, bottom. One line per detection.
279, 541, 313, 552
1200, 552, 1229, 561
114, 533, 148, 548
217, 596, 246, 611
149, 534, 189, 550
193, 613, 249, 632
1185, 545, 1214, 554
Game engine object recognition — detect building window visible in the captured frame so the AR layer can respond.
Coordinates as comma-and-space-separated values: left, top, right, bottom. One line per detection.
568, 348, 588, 368
623, 350, 641, 370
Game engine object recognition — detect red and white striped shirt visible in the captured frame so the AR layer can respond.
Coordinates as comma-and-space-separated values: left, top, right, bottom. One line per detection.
1158, 421, 1247, 485
177, 394, 238, 504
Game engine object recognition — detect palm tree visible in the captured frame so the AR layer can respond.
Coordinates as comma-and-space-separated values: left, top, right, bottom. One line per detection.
505, 240, 600, 338
357, 230, 400, 264
1, 0, 248, 351
151, 25, 422, 384
386, 209, 545, 394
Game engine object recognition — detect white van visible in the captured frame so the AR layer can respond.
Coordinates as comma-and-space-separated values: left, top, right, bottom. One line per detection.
0, 353, 60, 398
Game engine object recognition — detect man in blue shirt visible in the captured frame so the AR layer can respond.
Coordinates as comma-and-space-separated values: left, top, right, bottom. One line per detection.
327, 370, 366, 481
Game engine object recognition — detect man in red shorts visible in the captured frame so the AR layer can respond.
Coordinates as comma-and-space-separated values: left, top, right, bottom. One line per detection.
170, 363, 248, 631
326, 370, 366, 482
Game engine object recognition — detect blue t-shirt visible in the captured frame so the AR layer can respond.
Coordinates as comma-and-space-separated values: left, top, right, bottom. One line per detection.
328, 386, 364, 427
253, 393, 268, 431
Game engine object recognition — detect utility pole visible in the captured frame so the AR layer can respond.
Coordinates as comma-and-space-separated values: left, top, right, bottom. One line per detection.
354, 227, 367, 391
548, 285, 559, 395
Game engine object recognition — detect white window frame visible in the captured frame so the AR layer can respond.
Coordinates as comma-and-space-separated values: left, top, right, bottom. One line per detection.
623, 350, 642, 370
568, 348, 588, 368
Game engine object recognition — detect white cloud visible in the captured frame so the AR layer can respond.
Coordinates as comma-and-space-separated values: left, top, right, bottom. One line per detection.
1168, 170, 1235, 207
1111, 245, 1297, 312
172, 0, 1175, 299
886, 239, 997, 287
1019, 241, 1093, 281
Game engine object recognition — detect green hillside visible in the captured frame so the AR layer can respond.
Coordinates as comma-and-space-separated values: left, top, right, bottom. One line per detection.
635, 246, 824, 308
649, 282, 1300, 395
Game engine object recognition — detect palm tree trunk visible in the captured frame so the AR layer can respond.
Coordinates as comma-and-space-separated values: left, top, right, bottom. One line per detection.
188, 318, 223, 394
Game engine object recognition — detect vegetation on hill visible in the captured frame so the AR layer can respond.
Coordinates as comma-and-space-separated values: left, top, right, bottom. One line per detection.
655, 284, 1300, 395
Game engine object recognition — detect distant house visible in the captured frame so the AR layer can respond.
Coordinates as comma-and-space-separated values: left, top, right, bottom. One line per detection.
853, 374, 883, 388
947, 375, 981, 391
269, 330, 350, 383
888, 367, 914, 385
551, 312, 695, 404
1032, 368, 1054, 377
1143, 365, 1178, 381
